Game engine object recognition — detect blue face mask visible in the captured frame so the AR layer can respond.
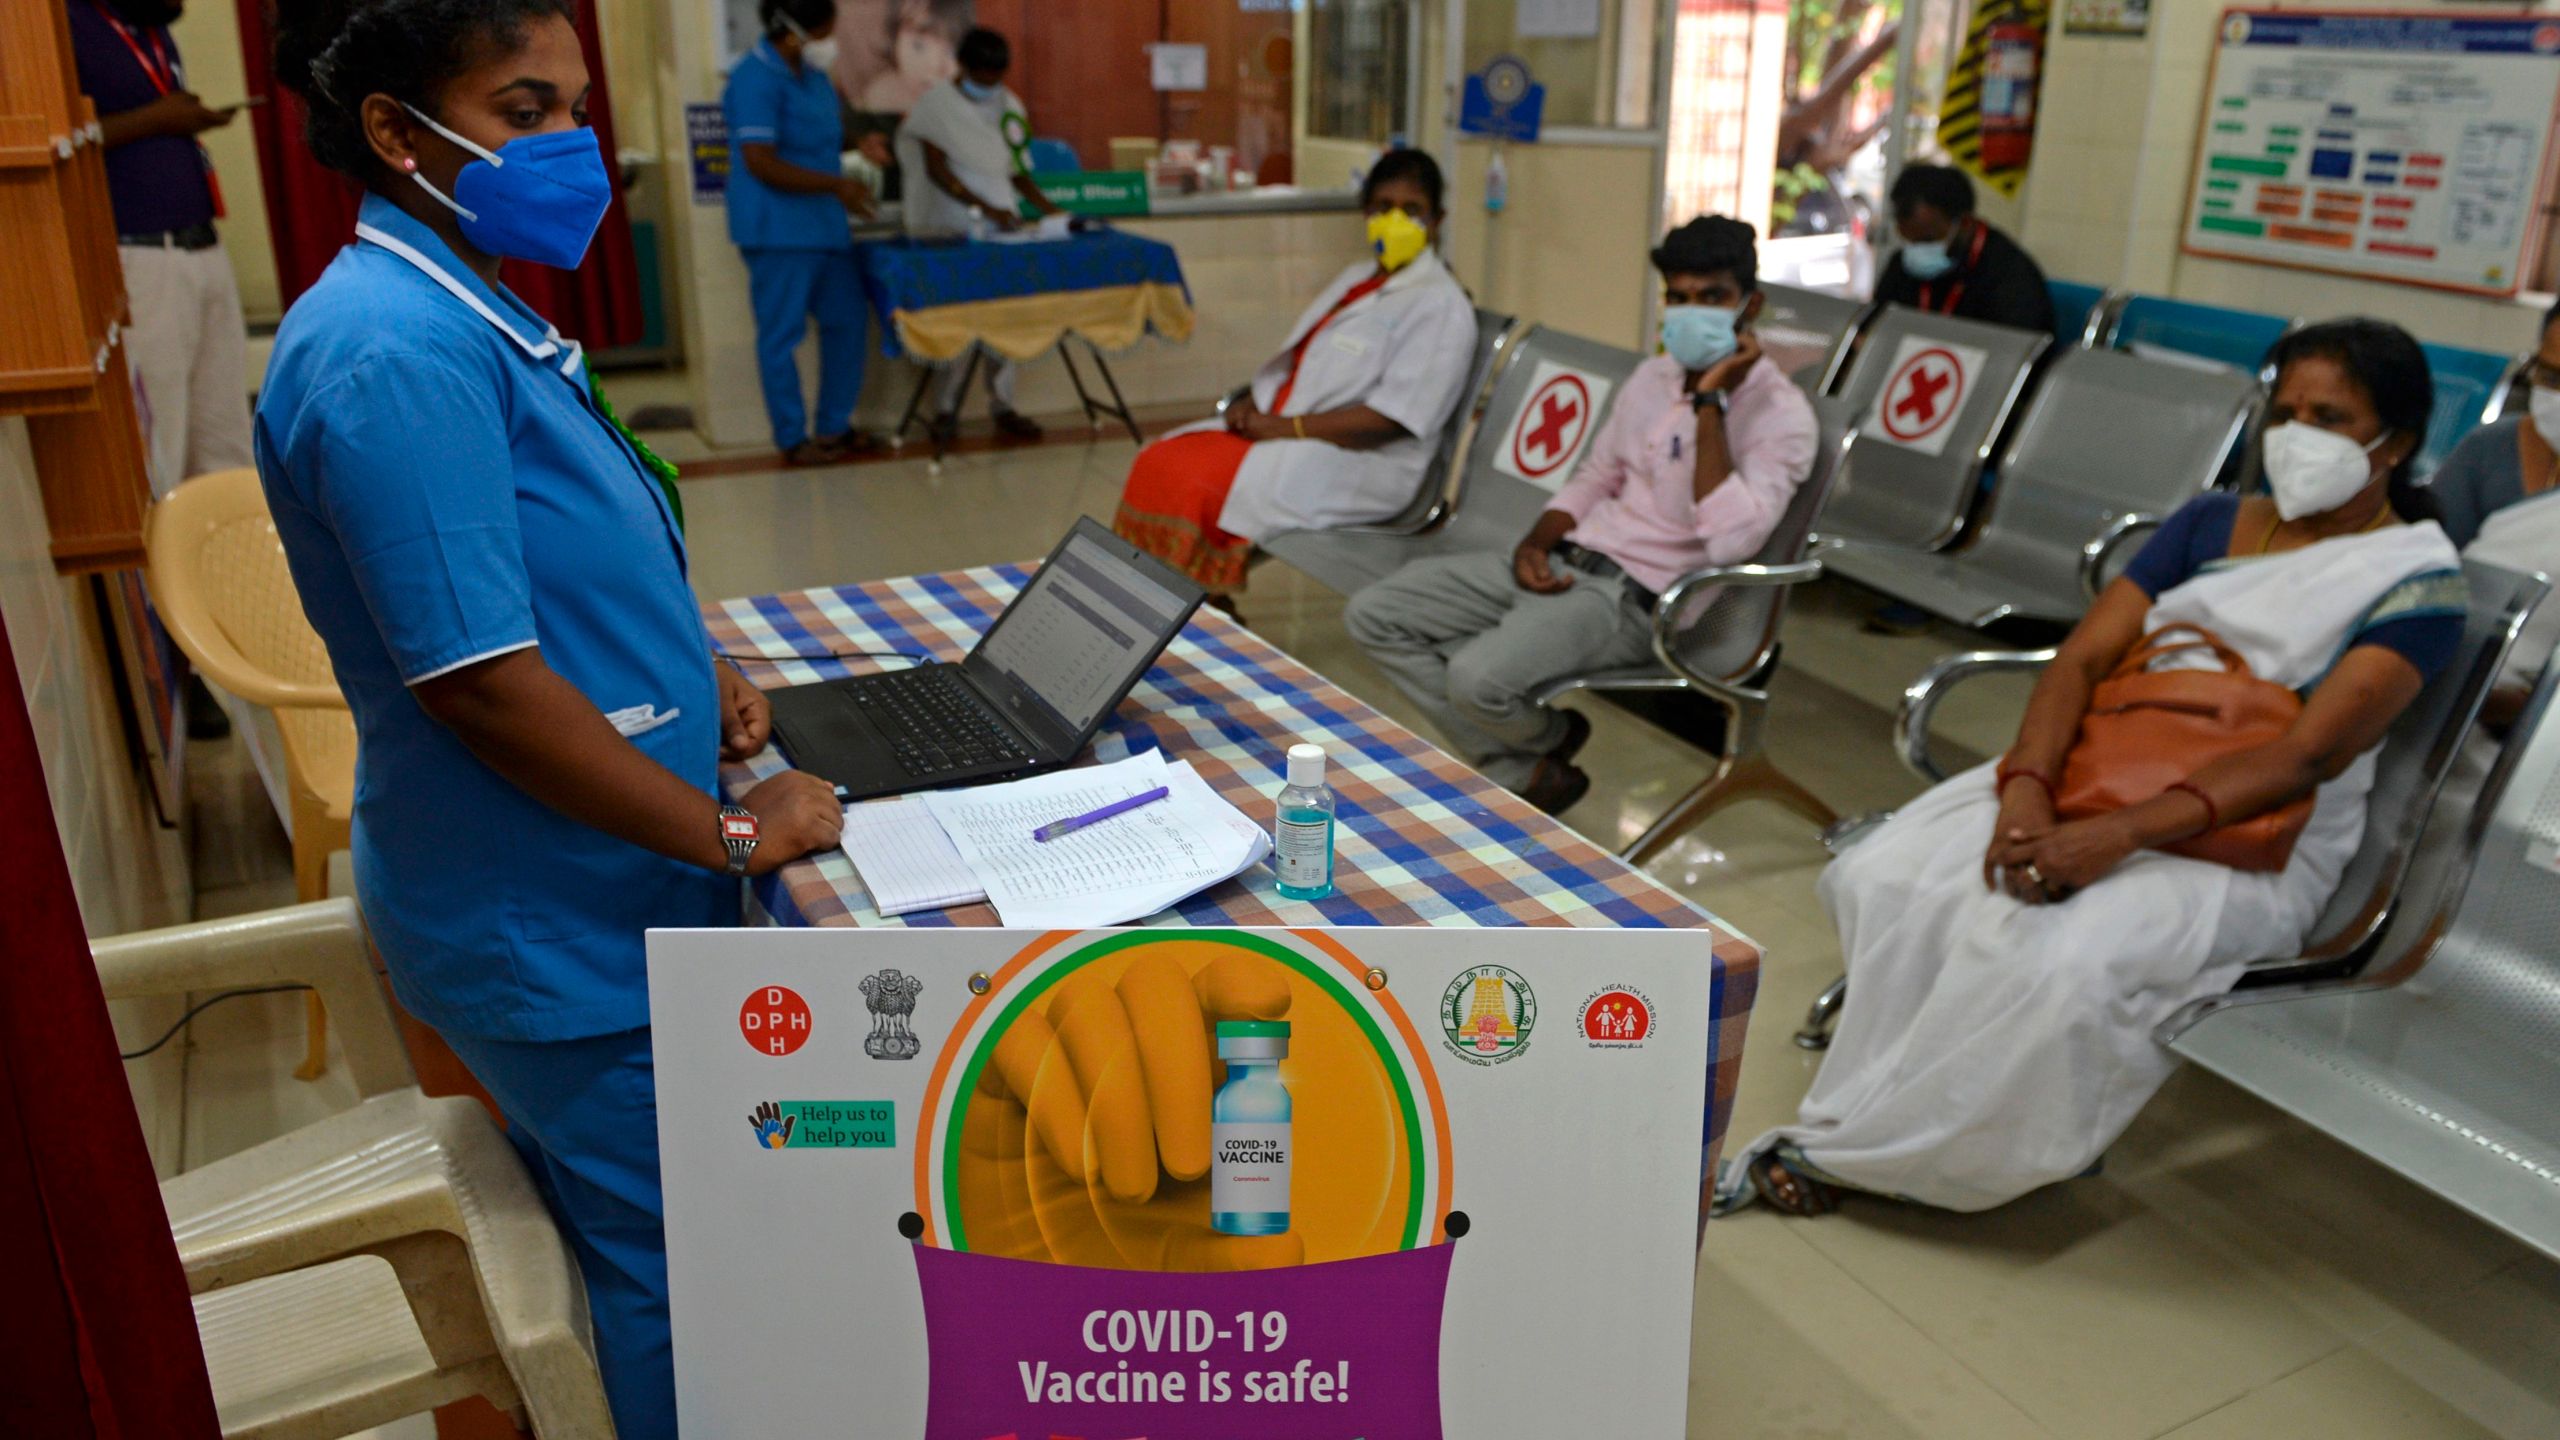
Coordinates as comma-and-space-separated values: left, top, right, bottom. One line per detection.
959, 77, 999, 102
1660, 304, 1740, 371
1900, 238, 1955, 280
402, 105, 614, 271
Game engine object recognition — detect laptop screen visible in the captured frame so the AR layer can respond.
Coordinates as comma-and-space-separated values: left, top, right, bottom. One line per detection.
970, 526, 1196, 737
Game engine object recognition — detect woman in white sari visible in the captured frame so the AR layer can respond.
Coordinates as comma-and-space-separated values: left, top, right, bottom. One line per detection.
1724, 319, 2469, 1215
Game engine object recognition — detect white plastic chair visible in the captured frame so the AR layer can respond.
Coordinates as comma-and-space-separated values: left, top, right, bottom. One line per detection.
94, 901, 614, 1438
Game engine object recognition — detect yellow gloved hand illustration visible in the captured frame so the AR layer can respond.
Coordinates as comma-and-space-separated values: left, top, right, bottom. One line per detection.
951, 939, 1412, 1272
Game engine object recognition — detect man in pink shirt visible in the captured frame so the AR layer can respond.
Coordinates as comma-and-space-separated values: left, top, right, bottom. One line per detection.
1345, 217, 1819, 813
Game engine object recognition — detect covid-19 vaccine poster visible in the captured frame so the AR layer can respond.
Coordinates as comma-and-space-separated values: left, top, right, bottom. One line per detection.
648, 926, 1727, 1437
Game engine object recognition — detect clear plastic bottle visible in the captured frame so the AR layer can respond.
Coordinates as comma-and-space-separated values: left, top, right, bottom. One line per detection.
1273, 742, 1336, 901
1211, 1021, 1292, 1236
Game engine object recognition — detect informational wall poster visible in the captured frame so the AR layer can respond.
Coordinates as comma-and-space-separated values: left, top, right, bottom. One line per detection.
1491, 359, 1617, 490
650, 927, 1720, 1438
684, 104, 727, 205
2181, 10, 2560, 297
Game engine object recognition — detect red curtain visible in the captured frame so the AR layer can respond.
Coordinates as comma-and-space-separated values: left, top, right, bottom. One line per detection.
0, 614, 220, 1439
233, 0, 644, 348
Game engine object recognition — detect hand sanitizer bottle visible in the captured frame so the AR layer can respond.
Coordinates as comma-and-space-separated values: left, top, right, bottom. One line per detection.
1212, 1021, 1291, 1236
1273, 742, 1336, 900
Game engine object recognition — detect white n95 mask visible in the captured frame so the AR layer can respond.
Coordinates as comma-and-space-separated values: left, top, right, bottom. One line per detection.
2530, 386, 2560, 452
2262, 421, 2386, 522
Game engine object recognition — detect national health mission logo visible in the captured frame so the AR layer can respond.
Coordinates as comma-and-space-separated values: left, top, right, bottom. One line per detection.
1440, 964, 1536, 1065
1577, 986, 1654, 1048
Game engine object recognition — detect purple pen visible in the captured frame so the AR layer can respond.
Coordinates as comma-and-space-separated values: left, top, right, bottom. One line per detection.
1031, 785, 1171, 842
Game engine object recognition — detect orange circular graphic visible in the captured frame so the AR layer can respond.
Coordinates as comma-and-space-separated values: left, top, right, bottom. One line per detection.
917, 931, 1451, 1274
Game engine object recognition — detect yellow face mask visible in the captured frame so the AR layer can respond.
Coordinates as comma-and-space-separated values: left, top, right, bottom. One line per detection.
1366, 208, 1429, 273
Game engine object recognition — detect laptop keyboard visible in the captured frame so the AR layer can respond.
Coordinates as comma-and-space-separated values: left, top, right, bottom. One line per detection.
843, 667, 1035, 775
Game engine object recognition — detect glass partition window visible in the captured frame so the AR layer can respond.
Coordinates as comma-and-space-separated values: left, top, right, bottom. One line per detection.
1308, 0, 1414, 144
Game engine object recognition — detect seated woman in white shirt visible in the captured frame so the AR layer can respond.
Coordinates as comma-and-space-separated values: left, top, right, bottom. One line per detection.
1721, 319, 2468, 1217
2429, 299, 2560, 729
1111, 149, 1479, 605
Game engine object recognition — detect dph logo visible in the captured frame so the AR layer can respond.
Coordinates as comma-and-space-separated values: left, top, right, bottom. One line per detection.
740, 985, 812, 1057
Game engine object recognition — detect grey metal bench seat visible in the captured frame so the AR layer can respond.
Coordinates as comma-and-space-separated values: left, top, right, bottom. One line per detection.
1793, 561, 2545, 1049
1823, 347, 2260, 629
2163, 605, 2560, 1261
1810, 305, 2050, 553
1261, 322, 1641, 595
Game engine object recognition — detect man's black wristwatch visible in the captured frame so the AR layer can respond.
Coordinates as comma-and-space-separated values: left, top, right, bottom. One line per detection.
1690, 387, 1729, 416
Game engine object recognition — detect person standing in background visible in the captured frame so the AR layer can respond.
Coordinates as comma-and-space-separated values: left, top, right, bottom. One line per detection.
73, 0, 253, 739
71, 0, 256, 499
725, 0, 883, 465
896, 25, 1063, 443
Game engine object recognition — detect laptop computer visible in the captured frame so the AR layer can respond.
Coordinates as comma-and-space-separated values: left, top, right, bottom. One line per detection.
766, 518, 1206, 802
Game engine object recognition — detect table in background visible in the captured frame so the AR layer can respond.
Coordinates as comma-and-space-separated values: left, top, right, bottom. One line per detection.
857, 231, 1193, 455
707, 564, 1761, 1207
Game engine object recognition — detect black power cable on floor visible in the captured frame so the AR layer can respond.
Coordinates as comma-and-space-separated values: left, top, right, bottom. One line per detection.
119, 985, 314, 1061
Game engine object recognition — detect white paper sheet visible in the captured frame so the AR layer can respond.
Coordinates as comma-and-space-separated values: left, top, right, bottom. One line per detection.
839, 795, 986, 917
918, 750, 1269, 927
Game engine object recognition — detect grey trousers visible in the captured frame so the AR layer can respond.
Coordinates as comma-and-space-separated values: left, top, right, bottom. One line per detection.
1344, 550, 1655, 791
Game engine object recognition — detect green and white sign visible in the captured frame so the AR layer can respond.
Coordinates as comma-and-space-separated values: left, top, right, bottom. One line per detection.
1027, 171, 1151, 218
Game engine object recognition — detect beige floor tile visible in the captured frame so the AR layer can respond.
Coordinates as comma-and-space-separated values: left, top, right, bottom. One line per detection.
179, 986, 362, 1171
2341, 1259, 2560, 1438
2159, 1349, 2503, 1440
1786, 1186, 2349, 1439
1690, 1214, 2053, 1439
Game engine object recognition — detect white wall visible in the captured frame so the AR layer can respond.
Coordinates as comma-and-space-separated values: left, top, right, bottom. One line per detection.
2020, 0, 2558, 355
0, 420, 195, 1174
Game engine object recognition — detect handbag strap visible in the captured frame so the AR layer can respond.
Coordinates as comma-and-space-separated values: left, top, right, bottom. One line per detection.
2110, 621, 2255, 681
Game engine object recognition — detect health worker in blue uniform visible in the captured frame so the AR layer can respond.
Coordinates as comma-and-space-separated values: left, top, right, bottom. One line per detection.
259, 2, 843, 1433
725, 0, 883, 465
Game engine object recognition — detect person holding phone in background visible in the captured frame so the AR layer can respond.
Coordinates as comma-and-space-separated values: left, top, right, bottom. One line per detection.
1345, 216, 1819, 814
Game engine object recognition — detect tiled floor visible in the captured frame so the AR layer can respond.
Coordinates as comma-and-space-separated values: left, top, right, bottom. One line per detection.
167, 416, 2560, 1438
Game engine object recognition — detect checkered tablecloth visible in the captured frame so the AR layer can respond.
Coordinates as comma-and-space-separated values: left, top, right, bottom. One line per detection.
704, 565, 1762, 1183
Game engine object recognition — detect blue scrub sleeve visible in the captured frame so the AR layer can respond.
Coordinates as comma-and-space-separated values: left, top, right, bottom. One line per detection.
2120, 492, 2242, 598
304, 354, 538, 683
724, 61, 781, 144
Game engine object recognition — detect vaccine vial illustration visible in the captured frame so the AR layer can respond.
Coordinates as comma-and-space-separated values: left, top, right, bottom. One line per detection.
1273, 742, 1336, 901
1211, 1020, 1292, 1236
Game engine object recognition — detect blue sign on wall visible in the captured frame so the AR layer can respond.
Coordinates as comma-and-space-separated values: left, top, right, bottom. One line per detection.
1459, 56, 1544, 143
687, 103, 728, 205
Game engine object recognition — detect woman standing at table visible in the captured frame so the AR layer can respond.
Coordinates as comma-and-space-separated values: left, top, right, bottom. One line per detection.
1111, 148, 1479, 606
725, 0, 883, 464
260, 2, 843, 1432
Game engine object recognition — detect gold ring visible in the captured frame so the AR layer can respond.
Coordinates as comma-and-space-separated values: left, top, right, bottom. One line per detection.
2023, 862, 2046, 887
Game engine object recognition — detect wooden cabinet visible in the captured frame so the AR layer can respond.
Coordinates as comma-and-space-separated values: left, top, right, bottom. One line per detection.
3, 0, 152, 574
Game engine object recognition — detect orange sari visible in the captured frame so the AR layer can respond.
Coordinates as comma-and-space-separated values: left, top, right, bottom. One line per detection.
1113, 272, 1391, 591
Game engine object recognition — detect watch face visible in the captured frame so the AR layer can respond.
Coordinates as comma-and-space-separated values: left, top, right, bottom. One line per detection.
722, 815, 760, 840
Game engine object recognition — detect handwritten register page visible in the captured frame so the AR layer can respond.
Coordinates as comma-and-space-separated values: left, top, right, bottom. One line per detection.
917, 750, 1270, 926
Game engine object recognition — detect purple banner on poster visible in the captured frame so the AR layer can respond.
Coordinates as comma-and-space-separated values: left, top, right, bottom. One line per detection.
913, 1243, 1454, 1440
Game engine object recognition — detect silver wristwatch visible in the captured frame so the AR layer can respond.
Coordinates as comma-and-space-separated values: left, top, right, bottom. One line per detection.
718, 805, 761, 876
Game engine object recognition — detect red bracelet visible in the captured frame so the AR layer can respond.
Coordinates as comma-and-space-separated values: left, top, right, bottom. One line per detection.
2167, 780, 2220, 836
1995, 764, 2056, 800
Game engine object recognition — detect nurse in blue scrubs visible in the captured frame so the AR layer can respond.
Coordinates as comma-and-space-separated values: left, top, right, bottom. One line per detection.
260, 3, 844, 1433
725, 0, 882, 465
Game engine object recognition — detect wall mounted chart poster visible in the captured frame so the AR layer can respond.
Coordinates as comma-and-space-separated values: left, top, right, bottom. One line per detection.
648, 926, 1720, 1438
2181, 10, 2560, 297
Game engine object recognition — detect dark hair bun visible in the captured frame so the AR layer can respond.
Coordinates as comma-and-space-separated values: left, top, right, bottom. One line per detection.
271, 0, 574, 178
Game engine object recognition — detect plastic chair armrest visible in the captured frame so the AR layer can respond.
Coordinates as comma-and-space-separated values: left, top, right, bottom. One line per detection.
180, 1171, 461, 1293
2080, 512, 2162, 600
93, 899, 416, 1097
1895, 648, 2059, 783
1648, 558, 1826, 693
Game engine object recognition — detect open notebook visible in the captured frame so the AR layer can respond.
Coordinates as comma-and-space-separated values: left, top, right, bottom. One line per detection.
838, 796, 988, 917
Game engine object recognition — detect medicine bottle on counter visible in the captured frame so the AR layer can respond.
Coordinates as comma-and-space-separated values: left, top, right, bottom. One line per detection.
1273, 742, 1336, 901
1211, 1021, 1292, 1236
